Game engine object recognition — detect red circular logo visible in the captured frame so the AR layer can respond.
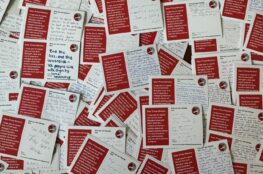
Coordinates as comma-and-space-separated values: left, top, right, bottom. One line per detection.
255, 144, 261, 152
219, 81, 228, 89
192, 107, 200, 115
241, 53, 249, 61
10, 71, 18, 79
48, 124, 57, 133
198, 78, 206, 86
209, 0, 217, 8
69, 94, 77, 103
258, 113, 263, 121
74, 13, 82, 21
115, 130, 124, 139
70, 44, 78, 52
218, 143, 227, 152
147, 47, 155, 55
128, 162, 136, 171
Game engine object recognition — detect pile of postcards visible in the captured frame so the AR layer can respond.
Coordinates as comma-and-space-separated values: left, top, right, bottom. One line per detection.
0, 0, 262, 173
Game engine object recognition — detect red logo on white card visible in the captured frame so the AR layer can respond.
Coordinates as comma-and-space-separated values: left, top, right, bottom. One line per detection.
255, 144, 261, 152
198, 78, 206, 86
128, 162, 136, 171
192, 107, 200, 115
241, 53, 250, 62
0, 163, 4, 172
74, 13, 82, 21
258, 113, 263, 121
209, 0, 217, 8
218, 143, 227, 152
48, 124, 57, 133
69, 94, 77, 103
219, 81, 228, 89
70, 44, 78, 52
10, 71, 18, 79
115, 130, 124, 139
147, 47, 155, 55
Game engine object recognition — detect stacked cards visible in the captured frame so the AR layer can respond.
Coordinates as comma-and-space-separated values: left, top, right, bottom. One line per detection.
0, 0, 262, 174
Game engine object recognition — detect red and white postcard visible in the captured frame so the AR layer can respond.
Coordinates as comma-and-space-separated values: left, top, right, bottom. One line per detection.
100, 45, 161, 94
0, 144, 60, 174
244, 14, 263, 55
20, 40, 79, 83
17, 84, 79, 127
191, 19, 244, 54
168, 140, 234, 174
192, 52, 252, 83
207, 103, 263, 141
69, 135, 140, 174
233, 64, 263, 102
221, 0, 250, 21
207, 132, 262, 163
65, 126, 126, 167
163, 0, 222, 42
0, 144, 60, 172
81, 23, 139, 64
221, 0, 263, 21
20, 5, 84, 42
81, 24, 106, 64
142, 105, 203, 149
0, 113, 58, 164
149, 76, 209, 116
102, 0, 163, 35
